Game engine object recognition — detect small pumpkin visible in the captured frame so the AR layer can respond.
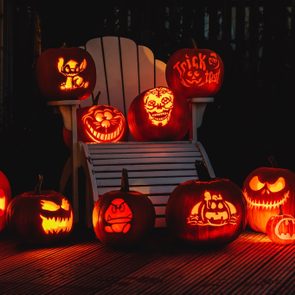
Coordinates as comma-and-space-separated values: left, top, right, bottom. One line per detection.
166, 161, 247, 246
6, 175, 74, 244
36, 46, 96, 101
165, 45, 224, 99
242, 166, 295, 233
92, 169, 155, 248
127, 86, 190, 141
266, 206, 295, 245
0, 170, 11, 232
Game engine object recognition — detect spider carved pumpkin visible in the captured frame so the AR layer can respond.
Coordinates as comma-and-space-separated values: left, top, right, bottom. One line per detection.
92, 169, 155, 248
243, 166, 295, 233
166, 161, 246, 246
77, 104, 126, 143
165, 46, 224, 99
0, 170, 11, 232
266, 206, 295, 245
36, 46, 96, 101
127, 86, 190, 141
6, 175, 74, 244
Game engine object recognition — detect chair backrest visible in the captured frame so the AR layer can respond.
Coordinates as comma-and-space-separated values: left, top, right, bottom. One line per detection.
80, 36, 168, 118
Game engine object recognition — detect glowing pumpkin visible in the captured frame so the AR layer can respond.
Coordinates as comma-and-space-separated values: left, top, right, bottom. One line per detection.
165, 47, 224, 99
266, 206, 295, 245
0, 170, 11, 232
127, 86, 190, 141
243, 166, 295, 233
36, 46, 96, 101
77, 104, 126, 143
92, 169, 155, 248
6, 175, 74, 244
166, 161, 246, 246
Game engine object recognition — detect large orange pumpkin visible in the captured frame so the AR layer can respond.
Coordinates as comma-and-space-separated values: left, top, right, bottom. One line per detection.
166, 161, 246, 246
127, 86, 190, 141
0, 170, 11, 232
36, 46, 96, 101
92, 169, 155, 248
165, 47, 224, 99
6, 175, 74, 244
242, 166, 295, 233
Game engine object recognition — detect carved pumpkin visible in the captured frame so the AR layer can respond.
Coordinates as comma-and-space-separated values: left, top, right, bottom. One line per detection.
0, 170, 11, 232
77, 104, 126, 143
166, 161, 246, 246
6, 175, 74, 244
127, 86, 190, 141
266, 206, 295, 245
165, 47, 224, 99
92, 169, 155, 248
36, 46, 96, 101
243, 166, 295, 233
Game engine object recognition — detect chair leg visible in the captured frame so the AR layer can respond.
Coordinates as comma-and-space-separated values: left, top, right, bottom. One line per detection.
59, 156, 72, 193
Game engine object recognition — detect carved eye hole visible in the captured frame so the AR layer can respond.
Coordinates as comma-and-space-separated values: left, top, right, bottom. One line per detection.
147, 100, 156, 108
218, 202, 224, 209
41, 200, 60, 211
210, 201, 216, 209
61, 198, 70, 211
103, 111, 113, 120
268, 177, 285, 193
249, 176, 265, 191
94, 111, 104, 122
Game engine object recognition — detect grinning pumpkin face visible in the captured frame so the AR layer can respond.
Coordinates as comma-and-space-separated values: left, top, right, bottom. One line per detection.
165, 48, 224, 99
243, 167, 295, 233
104, 198, 133, 233
77, 104, 126, 143
0, 170, 11, 232
6, 191, 74, 243
166, 178, 246, 246
128, 86, 190, 141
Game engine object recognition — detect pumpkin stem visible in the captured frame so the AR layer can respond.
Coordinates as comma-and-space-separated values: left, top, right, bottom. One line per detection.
191, 38, 198, 49
121, 168, 129, 192
195, 160, 211, 181
267, 155, 278, 168
35, 174, 44, 194
92, 91, 101, 105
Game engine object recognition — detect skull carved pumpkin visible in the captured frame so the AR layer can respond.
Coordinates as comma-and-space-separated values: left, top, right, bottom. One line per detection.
36, 47, 96, 101
266, 206, 295, 245
92, 169, 155, 248
127, 86, 190, 141
165, 47, 224, 99
242, 166, 295, 233
6, 175, 74, 244
0, 170, 11, 232
166, 161, 246, 246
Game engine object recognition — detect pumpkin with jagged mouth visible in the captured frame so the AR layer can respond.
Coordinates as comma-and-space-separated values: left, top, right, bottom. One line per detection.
243, 167, 295, 233
78, 104, 126, 143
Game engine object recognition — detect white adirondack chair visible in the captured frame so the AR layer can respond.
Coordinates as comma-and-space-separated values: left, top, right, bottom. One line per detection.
48, 36, 215, 228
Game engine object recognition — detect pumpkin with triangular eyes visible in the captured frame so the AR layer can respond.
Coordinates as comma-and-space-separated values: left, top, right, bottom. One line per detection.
243, 167, 295, 233
6, 176, 74, 244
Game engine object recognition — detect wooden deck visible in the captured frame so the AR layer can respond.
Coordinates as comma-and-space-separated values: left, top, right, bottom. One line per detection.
0, 227, 294, 295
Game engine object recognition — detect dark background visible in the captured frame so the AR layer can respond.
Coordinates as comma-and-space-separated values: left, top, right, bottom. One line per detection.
1, 0, 295, 197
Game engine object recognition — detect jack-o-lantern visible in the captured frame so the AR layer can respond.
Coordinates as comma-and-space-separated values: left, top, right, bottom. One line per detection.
36, 46, 96, 101
165, 46, 224, 99
127, 86, 190, 141
92, 169, 155, 248
0, 170, 11, 232
77, 104, 126, 143
6, 175, 74, 244
243, 166, 295, 233
266, 206, 295, 245
166, 161, 246, 246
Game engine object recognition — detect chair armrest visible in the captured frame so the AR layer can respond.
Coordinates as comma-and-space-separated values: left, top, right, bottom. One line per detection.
189, 97, 214, 143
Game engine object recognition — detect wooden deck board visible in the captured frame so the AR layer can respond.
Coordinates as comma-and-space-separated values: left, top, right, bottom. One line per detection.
0, 229, 293, 295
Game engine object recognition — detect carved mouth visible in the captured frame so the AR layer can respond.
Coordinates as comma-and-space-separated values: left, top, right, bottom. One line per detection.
106, 214, 132, 224
84, 119, 124, 142
243, 191, 290, 209
40, 212, 73, 234
150, 111, 169, 121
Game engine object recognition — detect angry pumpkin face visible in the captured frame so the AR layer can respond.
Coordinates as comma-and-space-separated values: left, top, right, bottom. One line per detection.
77, 104, 126, 143
243, 167, 295, 233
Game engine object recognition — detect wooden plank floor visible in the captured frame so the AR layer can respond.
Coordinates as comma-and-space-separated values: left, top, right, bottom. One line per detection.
0, 227, 294, 295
